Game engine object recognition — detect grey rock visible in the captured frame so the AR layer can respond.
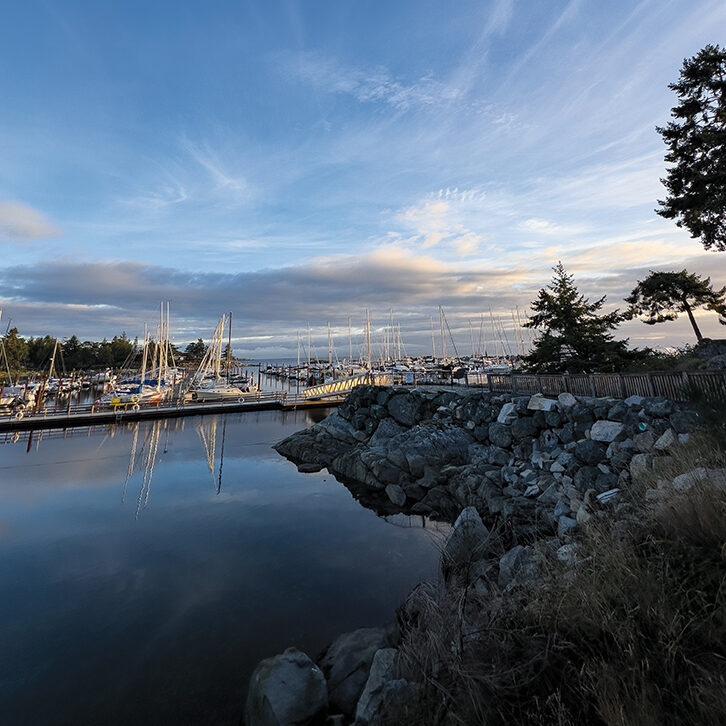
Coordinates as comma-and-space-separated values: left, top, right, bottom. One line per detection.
574, 465, 599, 491
630, 453, 652, 479
384, 484, 406, 507
557, 543, 579, 565
590, 420, 624, 443
527, 394, 558, 411
558, 392, 577, 408
643, 397, 675, 418
557, 515, 578, 538
497, 402, 517, 424
442, 506, 491, 567
669, 410, 700, 433
245, 647, 327, 726
624, 395, 644, 406
387, 394, 422, 428
319, 626, 397, 718
654, 428, 678, 452
511, 416, 539, 440
553, 499, 570, 518
488, 422, 513, 448
523, 484, 540, 497
575, 439, 607, 465
354, 648, 400, 726
369, 417, 405, 448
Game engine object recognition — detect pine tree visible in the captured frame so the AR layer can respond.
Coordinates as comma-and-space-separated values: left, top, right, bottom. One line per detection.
625, 269, 726, 341
656, 44, 726, 251
523, 263, 628, 372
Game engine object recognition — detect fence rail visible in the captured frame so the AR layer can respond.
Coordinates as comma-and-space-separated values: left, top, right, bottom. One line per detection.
486, 370, 726, 403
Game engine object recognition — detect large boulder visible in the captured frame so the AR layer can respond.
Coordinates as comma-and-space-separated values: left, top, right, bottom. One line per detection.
387, 394, 422, 428
527, 394, 557, 411
319, 626, 397, 718
442, 506, 491, 568
488, 422, 512, 448
590, 420, 624, 443
245, 647, 327, 726
353, 648, 405, 726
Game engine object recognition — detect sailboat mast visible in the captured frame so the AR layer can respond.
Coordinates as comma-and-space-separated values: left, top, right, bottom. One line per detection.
365, 309, 371, 371
430, 316, 436, 359
489, 306, 500, 363
348, 316, 352, 364
227, 311, 232, 383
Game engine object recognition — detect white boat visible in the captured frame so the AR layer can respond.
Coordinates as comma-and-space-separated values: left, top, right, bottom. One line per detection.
185, 313, 257, 402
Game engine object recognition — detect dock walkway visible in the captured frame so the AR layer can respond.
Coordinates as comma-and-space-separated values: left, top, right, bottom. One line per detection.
0, 392, 342, 433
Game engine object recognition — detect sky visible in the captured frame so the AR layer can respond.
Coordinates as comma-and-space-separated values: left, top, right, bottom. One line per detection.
1, 0, 726, 359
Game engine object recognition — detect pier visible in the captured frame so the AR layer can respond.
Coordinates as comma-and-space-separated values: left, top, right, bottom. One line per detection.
0, 392, 342, 433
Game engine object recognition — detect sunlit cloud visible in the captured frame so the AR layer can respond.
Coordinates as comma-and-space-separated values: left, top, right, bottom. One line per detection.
0, 201, 60, 241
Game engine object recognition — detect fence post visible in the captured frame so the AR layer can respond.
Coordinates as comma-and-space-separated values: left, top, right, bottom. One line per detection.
589, 375, 596, 397
511, 375, 517, 394
681, 371, 689, 402
562, 374, 568, 394
646, 371, 655, 397
619, 373, 626, 399
488, 374, 493, 393
537, 375, 544, 394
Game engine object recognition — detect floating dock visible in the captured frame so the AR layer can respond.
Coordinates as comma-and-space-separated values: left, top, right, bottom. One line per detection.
0, 392, 342, 433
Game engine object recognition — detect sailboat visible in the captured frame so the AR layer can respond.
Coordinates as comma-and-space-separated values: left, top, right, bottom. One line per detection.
185, 313, 257, 403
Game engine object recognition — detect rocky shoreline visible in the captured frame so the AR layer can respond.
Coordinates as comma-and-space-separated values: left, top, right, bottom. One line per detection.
245, 385, 707, 725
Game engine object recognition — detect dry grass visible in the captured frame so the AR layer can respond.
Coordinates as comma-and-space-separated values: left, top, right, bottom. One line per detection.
390, 433, 726, 726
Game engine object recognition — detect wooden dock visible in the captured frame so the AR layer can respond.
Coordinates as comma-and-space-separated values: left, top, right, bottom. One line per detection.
0, 392, 342, 433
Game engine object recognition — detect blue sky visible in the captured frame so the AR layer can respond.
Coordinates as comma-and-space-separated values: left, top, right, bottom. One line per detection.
1, 0, 726, 357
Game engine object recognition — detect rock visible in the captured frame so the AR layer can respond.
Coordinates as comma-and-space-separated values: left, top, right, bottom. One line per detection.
557, 515, 578, 538
669, 410, 700, 433
368, 418, 405, 447
511, 416, 539, 440
497, 402, 517, 424
523, 484, 539, 497
442, 506, 491, 567
319, 626, 397, 718
354, 648, 402, 726
590, 420, 624, 443
630, 453, 652, 479
488, 422, 513, 448
557, 543, 579, 565
245, 647, 327, 726
557, 392, 577, 408
387, 394, 421, 428
384, 484, 406, 506
643, 397, 675, 417
624, 395, 644, 406
297, 463, 324, 473
596, 488, 620, 504
654, 428, 678, 452
575, 439, 607, 465
574, 465, 599, 491
527, 394, 558, 411
672, 468, 709, 492
634, 429, 657, 453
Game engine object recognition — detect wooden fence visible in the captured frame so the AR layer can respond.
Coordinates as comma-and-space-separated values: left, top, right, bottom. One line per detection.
485, 370, 726, 403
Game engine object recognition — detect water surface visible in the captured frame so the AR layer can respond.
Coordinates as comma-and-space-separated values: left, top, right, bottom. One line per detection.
0, 409, 445, 725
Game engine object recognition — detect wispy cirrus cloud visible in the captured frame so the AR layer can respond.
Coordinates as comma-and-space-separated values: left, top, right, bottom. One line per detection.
278, 50, 465, 111
0, 201, 60, 241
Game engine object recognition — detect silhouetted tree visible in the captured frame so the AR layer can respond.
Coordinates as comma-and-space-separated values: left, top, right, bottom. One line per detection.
657, 44, 726, 251
184, 339, 206, 362
625, 269, 726, 341
523, 262, 629, 372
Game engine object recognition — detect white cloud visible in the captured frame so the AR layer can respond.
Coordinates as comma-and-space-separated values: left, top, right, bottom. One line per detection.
0, 201, 60, 241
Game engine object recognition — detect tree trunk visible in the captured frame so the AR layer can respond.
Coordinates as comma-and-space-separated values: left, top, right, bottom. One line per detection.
683, 300, 703, 341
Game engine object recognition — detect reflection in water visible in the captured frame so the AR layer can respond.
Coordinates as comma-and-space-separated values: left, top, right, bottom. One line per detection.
0, 409, 445, 726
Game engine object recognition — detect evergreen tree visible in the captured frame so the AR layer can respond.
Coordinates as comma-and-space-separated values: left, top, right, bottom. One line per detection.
1, 328, 28, 377
184, 339, 206, 362
625, 269, 726, 341
523, 263, 628, 372
656, 44, 726, 251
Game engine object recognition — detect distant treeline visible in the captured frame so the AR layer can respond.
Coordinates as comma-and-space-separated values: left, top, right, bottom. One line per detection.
0, 328, 209, 375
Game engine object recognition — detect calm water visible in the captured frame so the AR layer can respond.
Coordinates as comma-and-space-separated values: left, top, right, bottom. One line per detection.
0, 409, 445, 725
